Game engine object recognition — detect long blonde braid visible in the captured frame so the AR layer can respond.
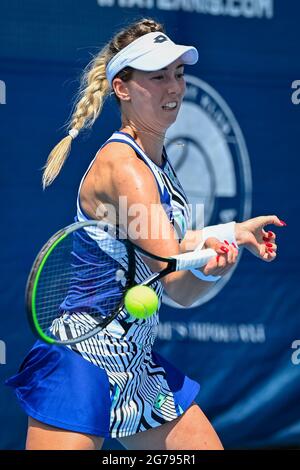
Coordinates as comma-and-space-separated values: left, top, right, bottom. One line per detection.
42, 18, 164, 188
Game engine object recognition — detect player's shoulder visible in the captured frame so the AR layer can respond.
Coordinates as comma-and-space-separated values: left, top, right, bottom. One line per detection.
94, 140, 159, 203
96, 140, 154, 182
99, 139, 136, 159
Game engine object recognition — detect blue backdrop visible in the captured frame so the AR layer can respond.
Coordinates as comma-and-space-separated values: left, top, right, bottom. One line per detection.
1, 0, 299, 449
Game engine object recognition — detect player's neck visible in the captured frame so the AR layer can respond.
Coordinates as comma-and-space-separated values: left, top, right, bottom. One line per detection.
120, 124, 165, 167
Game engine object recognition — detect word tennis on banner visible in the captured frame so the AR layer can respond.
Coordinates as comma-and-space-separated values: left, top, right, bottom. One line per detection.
96, 0, 274, 19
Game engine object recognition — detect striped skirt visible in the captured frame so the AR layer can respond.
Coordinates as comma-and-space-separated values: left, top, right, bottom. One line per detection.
6, 309, 200, 438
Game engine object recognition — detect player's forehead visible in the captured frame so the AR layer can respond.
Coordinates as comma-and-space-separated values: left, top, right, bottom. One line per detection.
132, 59, 185, 79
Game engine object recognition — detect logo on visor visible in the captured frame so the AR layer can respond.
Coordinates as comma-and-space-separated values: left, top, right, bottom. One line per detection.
154, 35, 168, 44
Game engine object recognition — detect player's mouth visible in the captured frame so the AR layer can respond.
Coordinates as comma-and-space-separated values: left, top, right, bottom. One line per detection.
162, 101, 178, 111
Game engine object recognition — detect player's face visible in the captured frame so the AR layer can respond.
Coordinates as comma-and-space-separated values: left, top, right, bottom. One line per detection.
123, 58, 186, 133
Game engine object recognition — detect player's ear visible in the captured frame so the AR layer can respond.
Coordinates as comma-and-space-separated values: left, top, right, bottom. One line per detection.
113, 78, 131, 102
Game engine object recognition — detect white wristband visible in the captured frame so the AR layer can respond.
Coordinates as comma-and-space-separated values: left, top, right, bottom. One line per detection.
202, 221, 237, 248
190, 221, 237, 282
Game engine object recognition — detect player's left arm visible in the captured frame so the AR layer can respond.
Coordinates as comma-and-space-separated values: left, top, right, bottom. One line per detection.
180, 215, 286, 263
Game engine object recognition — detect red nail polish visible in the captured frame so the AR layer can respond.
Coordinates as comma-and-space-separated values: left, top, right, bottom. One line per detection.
216, 255, 220, 262
265, 242, 273, 247
263, 237, 269, 242
267, 231, 273, 237
221, 246, 229, 253
232, 242, 238, 249
224, 240, 229, 245
268, 248, 273, 253
279, 220, 287, 226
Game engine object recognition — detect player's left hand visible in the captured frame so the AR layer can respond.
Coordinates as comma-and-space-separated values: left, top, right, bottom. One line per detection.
235, 215, 287, 262
200, 237, 239, 277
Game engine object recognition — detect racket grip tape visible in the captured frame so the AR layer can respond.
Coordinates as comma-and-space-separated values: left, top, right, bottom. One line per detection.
173, 248, 217, 270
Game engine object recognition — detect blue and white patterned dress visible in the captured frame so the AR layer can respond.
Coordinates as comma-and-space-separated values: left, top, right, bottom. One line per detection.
6, 132, 200, 439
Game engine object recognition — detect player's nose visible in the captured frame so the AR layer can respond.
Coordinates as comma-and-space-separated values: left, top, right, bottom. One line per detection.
166, 76, 183, 96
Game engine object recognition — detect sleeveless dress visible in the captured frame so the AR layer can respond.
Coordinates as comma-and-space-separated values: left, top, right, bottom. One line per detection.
6, 132, 200, 439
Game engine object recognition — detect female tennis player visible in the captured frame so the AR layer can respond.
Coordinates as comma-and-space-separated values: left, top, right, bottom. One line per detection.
6, 18, 285, 450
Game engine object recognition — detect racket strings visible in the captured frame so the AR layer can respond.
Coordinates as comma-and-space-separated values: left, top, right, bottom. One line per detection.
34, 228, 130, 336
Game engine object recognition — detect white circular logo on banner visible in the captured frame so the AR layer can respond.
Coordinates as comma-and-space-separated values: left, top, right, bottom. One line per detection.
163, 75, 252, 308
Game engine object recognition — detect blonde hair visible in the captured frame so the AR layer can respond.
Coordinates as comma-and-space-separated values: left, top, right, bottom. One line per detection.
42, 18, 165, 188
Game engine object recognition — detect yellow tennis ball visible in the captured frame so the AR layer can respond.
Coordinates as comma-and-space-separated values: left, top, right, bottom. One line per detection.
124, 286, 159, 319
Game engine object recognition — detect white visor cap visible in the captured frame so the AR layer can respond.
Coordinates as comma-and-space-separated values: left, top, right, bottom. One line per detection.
106, 32, 198, 86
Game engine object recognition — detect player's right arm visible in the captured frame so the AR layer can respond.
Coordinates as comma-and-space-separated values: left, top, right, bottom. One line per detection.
90, 143, 237, 306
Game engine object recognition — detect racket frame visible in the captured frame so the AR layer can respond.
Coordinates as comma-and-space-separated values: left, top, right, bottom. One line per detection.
26, 220, 214, 345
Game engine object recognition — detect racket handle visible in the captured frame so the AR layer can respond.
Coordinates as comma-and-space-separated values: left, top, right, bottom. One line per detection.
173, 248, 217, 271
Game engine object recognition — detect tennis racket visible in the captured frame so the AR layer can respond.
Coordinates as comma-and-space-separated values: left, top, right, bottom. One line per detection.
26, 220, 216, 345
